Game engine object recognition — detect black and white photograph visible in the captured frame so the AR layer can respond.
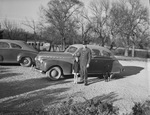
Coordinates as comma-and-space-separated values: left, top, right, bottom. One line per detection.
0, 0, 150, 114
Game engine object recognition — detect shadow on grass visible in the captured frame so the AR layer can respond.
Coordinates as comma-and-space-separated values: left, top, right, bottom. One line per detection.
0, 91, 121, 114
69, 91, 122, 112
71, 91, 121, 104
0, 77, 71, 99
0, 77, 72, 112
0, 66, 22, 79
64, 74, 104, 85
88, 76, 104, 85
0, 73, 23, 79
94, 92, 121, 103
113, 66, 144, 79
0, 67, 11, 73
89, 92, 121, 103
0, 87, 70, 112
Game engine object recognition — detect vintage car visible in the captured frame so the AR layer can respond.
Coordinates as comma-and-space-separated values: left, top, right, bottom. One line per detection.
0, 39, 38, 67
35, 44, 124, 80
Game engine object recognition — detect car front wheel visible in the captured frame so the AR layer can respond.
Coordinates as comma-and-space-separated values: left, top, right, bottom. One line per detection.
46, 66, 62, 80
20, 57, 32, 67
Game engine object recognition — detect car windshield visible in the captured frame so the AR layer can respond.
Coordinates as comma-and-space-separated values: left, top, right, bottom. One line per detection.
65, 46, 78, 54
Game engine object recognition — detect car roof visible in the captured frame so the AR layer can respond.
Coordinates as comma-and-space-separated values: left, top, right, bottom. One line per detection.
71, 44, 111, 53
0, 39, 25, 44
0, 39, 37, 52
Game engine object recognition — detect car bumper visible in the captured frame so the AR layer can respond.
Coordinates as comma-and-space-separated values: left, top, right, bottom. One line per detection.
34, 66, 45, 74
35, 60, 41, 69
35, 60, 46, 73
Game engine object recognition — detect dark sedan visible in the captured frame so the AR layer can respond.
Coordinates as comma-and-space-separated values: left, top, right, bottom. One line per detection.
35, 44, 124, 80
0, 39, 38, 67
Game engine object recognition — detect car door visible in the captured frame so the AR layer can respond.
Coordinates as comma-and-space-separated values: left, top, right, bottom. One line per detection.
88, 49, 104, 73
0, 42, 12, 63
9, 43, 22, 62
100, 50, 114, 73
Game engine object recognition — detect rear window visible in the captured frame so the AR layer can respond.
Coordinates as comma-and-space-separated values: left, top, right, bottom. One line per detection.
0, 42, 10, 48
11, 43, 22, 49
92, 49, 101, 57
102, 50, 111, 57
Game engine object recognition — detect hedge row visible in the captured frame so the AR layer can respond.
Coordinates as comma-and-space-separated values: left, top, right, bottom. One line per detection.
113, 48, 150, 58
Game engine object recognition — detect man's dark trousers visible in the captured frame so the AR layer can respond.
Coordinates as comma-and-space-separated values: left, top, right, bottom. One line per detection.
80, 65, 88, 84
78, 47, 91, 85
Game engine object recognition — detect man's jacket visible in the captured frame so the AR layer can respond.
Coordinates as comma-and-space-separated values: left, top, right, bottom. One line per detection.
76, 47, 92, 67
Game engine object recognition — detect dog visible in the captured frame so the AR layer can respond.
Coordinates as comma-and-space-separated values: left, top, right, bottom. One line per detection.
103, 73, 113, 82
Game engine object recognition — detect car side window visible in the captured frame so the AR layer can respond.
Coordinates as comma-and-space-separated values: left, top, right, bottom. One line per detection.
92, 49, 101, 57
11, 43, 22, 49
0, 42, 10, 48
102, 50, 111, 57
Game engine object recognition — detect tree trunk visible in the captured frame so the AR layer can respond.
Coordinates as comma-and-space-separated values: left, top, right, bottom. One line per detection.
109, 41, 115, 50
101, 36, 104, 47
124, 46, 129, 57
48, 43, 51, 52
37, 42, 40, 51
102, 41, 105, 47
124, 36, 130, 57
131, 44, 135, 57
62, 37, 65, 51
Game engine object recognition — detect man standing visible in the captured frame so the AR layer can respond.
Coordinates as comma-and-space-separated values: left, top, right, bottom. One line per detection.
76, 42, 92, 86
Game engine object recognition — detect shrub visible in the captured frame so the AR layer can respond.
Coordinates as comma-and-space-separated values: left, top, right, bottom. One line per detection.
45, 97, 119, 115
0, 99, 150, 115
131, 101, 150, 115
37, 99, 150, 115
114, 48, 124, 56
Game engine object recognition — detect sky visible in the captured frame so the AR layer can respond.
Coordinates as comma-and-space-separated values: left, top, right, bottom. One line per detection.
0, 0, 149, 31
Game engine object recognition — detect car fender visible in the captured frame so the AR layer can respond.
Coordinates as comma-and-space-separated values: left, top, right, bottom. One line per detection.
44, 59, 73, 75
111, 60, 124, 73
17, 52, 37, 63
0, 55, 3, 61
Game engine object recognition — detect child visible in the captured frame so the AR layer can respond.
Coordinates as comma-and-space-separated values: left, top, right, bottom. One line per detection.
72, 56, 80, 84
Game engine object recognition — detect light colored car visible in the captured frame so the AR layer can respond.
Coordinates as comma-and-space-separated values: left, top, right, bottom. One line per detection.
0, 39, 38, 67
35, 44, 124, 80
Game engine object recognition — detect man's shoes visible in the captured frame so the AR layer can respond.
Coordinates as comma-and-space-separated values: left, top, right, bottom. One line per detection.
84, 82, 88, 86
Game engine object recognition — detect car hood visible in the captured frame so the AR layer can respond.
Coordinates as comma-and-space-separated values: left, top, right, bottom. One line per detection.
36, 51, 74, 62
26, 48, 38, 53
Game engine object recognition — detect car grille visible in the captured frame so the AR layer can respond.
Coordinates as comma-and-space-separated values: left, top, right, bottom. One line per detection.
35, 60, 41, 69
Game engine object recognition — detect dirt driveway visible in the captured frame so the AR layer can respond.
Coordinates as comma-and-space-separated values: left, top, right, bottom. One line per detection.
0, 60, 149, 114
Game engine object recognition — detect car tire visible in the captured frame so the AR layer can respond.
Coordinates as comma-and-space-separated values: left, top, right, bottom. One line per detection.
46, 66, 62, 80
20, 57, 32, 67
98, 74, 103, 79
110, 73, 115, 79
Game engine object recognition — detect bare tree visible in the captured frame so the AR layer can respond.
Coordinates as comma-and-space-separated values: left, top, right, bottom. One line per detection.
76, 9, 93, 43
2, 19, 26, 40
22, 18, 38, 43
40, 0, 83, 50
2, 19, 17, 39
110, 0, 149, 56
88, 0, 110, 46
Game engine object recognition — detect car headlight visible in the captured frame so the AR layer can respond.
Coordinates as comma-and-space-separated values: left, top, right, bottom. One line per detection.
39, 59, 43, 63
35, 56, 39, 61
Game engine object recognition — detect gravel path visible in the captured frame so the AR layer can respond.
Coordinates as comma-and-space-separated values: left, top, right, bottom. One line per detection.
0, 60, 149, 114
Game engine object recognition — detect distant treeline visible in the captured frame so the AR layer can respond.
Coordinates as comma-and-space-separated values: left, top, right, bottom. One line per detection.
113, 47, 150, 58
